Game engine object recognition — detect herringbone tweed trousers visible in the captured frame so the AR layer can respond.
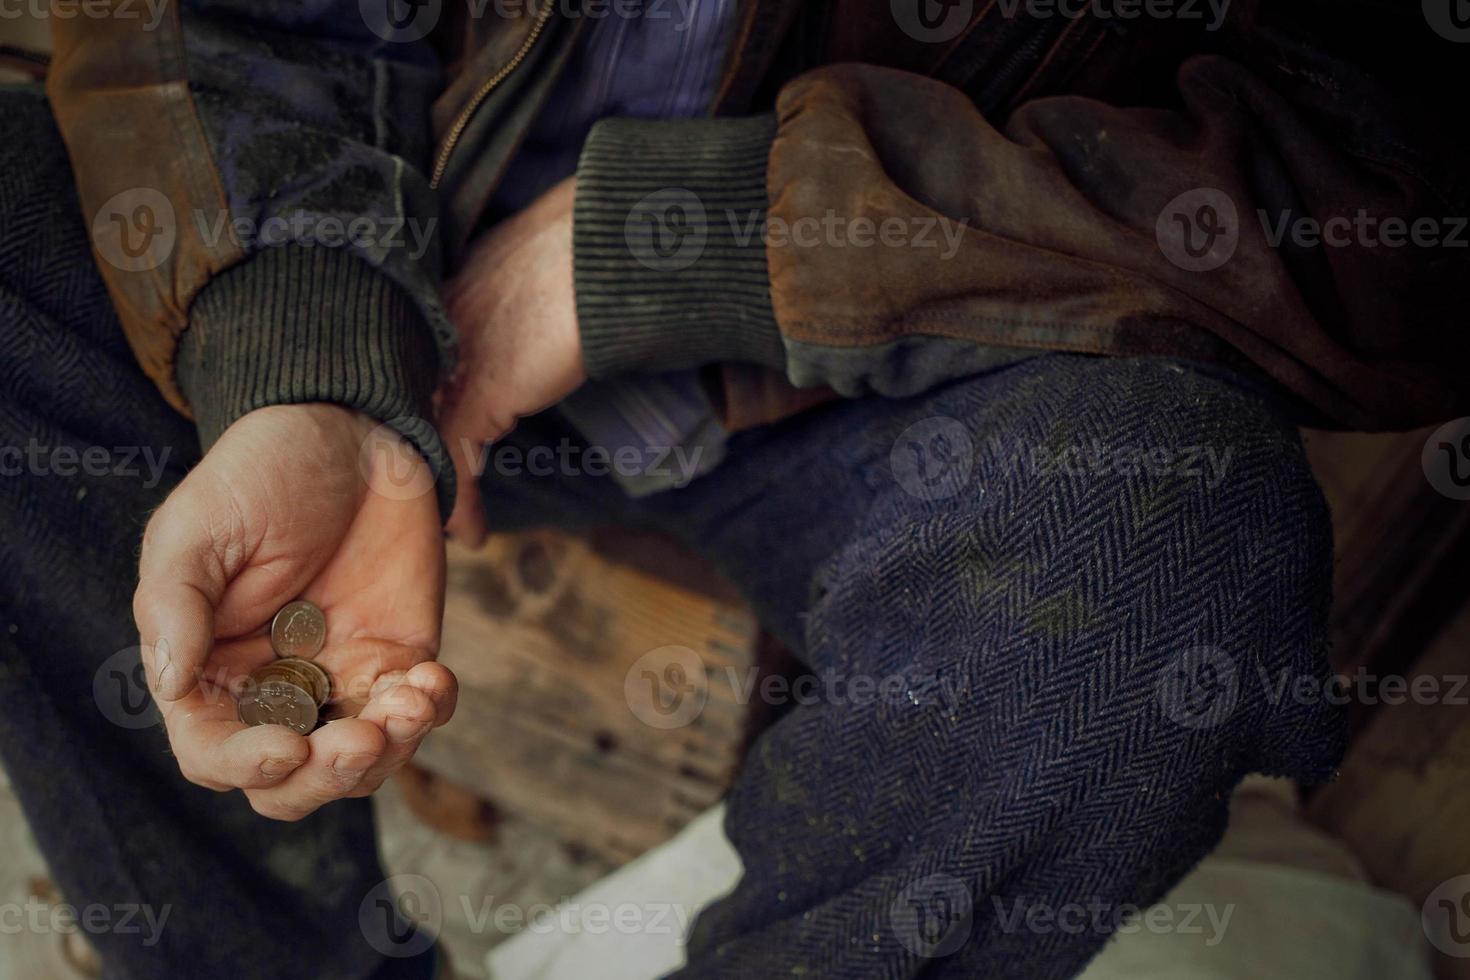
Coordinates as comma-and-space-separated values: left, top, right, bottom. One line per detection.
0, 85, 1345, 980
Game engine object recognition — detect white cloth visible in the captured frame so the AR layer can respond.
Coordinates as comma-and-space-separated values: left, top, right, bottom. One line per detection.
487, 806, 740, 980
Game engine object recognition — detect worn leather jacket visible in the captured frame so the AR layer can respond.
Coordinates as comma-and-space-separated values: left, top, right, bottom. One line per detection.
47, 0, 1470, 511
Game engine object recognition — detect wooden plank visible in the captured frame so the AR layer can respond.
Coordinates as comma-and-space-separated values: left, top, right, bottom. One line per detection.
414, 532, 763, 863
1307, 602, 1470, 979
1302, 427, 1470, 722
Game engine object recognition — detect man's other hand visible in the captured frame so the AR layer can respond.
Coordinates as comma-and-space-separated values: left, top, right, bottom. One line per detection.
439, 176, 587, 546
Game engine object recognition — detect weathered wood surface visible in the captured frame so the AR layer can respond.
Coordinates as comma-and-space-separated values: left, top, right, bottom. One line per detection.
1302, 425, 1470, 978
1307, 603, 1470, 979
413, 531, 763, 863
1303, 427, 1470, 687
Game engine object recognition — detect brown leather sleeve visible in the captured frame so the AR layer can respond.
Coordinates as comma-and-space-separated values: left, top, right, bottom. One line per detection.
45, 1, 456, 516
764, 58, 1467, 431
46, 2, 243, 415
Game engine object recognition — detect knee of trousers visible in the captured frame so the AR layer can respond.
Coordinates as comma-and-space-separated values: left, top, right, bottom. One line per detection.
803, 356, 1342, 781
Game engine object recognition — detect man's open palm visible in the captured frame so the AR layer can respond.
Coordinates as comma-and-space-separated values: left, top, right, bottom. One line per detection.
132, 403, 457, 821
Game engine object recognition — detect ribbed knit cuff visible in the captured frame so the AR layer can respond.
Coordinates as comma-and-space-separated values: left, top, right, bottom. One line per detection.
177, 245, 455, 521
574, 115, 785, 378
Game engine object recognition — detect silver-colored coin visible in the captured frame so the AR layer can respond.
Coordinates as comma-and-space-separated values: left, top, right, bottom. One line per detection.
271, 600, 326, 660
238, 680, 319, 735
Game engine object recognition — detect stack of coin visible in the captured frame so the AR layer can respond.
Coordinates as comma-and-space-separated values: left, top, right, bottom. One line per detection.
238, 600, 331, 735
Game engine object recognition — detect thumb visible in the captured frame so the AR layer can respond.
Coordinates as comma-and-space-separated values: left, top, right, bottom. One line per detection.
132, 484, 229, 702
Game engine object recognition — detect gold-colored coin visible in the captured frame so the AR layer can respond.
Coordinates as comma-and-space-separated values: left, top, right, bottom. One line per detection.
238, 657, 332, 732
253, 657, 331, 705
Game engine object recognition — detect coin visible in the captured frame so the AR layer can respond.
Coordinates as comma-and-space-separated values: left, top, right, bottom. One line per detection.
271, 600, 326, 660
238, 680, 319, 735
238, 658, 332, 734
264, 657, 332, 706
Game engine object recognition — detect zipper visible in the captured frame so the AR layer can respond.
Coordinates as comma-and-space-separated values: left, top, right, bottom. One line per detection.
974, 11, 1071, 118
429, 0, 557, 190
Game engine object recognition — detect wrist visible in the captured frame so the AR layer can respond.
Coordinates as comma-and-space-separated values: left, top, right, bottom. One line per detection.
179, 245, 455, 521
572, 115, 785, 378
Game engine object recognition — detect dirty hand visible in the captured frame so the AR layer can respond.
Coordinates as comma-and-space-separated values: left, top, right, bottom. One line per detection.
132, 403, 458, 820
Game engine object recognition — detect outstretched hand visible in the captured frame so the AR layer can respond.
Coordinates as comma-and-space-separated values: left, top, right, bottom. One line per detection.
132, 403, 457, 821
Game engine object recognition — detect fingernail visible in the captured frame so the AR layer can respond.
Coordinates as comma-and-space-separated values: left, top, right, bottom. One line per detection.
260, 758, 301, 778
386, 717, 431, 743
154, 637, 174, 693
332, 752, 377, 777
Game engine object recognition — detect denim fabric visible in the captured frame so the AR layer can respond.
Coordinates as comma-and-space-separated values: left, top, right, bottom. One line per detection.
0, 87, 1345, 979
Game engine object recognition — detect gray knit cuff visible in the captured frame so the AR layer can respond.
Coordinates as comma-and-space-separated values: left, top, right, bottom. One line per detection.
573, 115, 785, 378
177, 244, 454, 521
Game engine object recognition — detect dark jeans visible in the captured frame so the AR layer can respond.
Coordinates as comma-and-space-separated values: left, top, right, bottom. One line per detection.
0, 86, 1345, 980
